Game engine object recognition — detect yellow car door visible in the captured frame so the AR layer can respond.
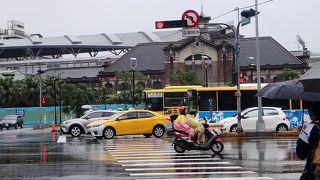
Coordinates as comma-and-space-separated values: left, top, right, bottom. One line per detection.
137, 111, 156, 133
115, 112, 139, 135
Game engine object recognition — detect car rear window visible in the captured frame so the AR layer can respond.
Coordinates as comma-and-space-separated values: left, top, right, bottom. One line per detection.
138, 112, 154, 118
263, 109, 279, 116
102, 112, 116, 117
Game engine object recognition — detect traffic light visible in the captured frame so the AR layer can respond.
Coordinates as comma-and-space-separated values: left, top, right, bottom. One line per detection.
241, 8, 258, 18
41, 97, 46, 104
155, 20, 188, 29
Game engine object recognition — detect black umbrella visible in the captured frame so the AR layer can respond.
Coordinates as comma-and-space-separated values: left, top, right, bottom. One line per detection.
299, 62, 320, 93
256, 79, 320, 101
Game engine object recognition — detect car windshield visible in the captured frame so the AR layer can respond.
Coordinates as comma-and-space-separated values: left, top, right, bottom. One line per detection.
80, 111, 116, 119
110, 112, 126, 119
2, 115, 17, 121
231, 108, 253, 117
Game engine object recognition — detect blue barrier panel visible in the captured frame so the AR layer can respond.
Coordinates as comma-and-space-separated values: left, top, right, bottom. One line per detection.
198, 109, 310, 128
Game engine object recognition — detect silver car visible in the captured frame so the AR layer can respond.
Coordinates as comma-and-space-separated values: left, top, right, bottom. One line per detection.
60, 110, 117, 137
1, 115, 24, 130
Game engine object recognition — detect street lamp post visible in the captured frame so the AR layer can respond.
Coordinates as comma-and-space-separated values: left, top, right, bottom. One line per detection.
130, 58, 137, 108
202, 55, 209, 87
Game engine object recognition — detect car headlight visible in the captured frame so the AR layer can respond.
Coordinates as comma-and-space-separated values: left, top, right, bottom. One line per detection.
62, 121, 70, 125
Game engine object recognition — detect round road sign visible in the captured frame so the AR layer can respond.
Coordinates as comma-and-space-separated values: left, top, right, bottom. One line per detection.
181, 10, 200, 28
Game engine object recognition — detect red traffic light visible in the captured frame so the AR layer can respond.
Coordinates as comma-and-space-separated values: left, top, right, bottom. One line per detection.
155, 21, 165, 29
41, 97, 46, 104
155, 20, 188, 29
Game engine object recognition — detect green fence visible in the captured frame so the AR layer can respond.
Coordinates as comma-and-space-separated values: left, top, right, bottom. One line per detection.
0, 104, 142, 126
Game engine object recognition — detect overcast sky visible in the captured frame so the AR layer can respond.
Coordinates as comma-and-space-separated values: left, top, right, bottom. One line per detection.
1, 0, 319, 52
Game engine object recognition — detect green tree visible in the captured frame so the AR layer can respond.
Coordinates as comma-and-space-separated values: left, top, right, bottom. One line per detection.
98, 86, 113, 109
111, 71, 151, 105
274, 68, 300, 82
0, 77, 15, 107
61, 83, 95, 117
170, 68, 202, 86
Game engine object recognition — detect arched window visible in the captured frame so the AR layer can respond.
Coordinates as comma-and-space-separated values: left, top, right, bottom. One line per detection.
118, 82, 129, 91
254, 77, 265, 83
153, 80, 162, 89
105, 82, 113, 89
137, 81, 145, 89
184, 54, 212, 84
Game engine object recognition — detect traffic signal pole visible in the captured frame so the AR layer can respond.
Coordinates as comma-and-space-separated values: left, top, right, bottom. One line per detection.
235, 22, 242, 132
255, 0, 265, 132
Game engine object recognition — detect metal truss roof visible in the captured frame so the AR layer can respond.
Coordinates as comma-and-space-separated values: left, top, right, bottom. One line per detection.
0, 30, 183, 59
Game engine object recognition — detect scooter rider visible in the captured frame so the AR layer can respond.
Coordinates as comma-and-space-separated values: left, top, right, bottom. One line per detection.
173, 106, 194, 142
186, 109, 205, 144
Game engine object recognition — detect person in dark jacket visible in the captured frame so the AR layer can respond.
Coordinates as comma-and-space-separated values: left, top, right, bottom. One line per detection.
296, 101, 320, 180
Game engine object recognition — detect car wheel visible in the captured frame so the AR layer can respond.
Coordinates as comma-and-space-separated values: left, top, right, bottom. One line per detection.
143, 134, 152, 138
153, 125, 165, 138
230, 124, 238, 132
276, 124, 288, 132
103, 127, 115, 139
69, 125, 82, 137
6, 126, 9, 130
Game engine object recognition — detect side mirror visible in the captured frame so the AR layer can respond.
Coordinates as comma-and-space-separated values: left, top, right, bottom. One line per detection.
84, 116, 90, 119
241, 114, 249, 119
116, 117, 124, 121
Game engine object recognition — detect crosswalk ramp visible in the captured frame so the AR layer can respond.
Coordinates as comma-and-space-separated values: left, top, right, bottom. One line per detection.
103, 138, 273, 179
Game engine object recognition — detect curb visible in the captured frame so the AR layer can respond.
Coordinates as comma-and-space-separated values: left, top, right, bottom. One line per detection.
222, 131, 298, 138
32, 124, 50, 130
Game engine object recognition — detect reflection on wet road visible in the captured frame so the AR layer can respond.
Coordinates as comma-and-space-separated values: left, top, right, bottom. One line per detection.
100, 136, 302, 179
0, 128, 127, 179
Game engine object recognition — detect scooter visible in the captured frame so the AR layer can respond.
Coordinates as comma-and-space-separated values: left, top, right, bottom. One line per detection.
172, 120, 224, 154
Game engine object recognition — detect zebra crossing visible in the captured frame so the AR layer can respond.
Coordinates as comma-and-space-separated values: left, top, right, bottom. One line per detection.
102, 137, 273, 180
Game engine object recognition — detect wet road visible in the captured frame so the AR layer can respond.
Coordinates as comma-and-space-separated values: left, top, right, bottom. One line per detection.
0, 128, 304, 179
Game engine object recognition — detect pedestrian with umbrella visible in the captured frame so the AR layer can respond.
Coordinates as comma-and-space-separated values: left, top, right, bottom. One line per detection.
296, 102, 320, 180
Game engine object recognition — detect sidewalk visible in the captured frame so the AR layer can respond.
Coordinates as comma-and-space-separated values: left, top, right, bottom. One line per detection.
222, 131, 299, 138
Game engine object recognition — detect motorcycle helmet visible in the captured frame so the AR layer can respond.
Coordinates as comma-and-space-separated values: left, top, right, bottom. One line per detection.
189, 109, 198, 116
178, 106, 187, 115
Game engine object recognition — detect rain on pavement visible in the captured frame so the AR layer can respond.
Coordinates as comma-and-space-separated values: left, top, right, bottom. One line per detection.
0, 127, 304, 179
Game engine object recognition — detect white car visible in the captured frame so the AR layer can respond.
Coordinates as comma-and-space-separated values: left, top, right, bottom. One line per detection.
220, 107, 290, 133
60, 110, 117, 137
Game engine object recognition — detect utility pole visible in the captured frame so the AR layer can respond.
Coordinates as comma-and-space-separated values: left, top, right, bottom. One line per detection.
255, 0, 265, 131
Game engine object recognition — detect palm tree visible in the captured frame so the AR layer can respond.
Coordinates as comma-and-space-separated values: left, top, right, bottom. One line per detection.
0, 77, 15, 107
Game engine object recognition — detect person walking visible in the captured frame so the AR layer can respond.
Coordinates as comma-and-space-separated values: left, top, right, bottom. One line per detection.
296, 102, 320, 180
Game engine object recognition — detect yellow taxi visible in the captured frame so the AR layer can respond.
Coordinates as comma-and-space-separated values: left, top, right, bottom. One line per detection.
86, 109, 170, 139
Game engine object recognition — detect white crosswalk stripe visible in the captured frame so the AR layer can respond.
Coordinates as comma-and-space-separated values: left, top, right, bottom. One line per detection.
102, 138, 273, 179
